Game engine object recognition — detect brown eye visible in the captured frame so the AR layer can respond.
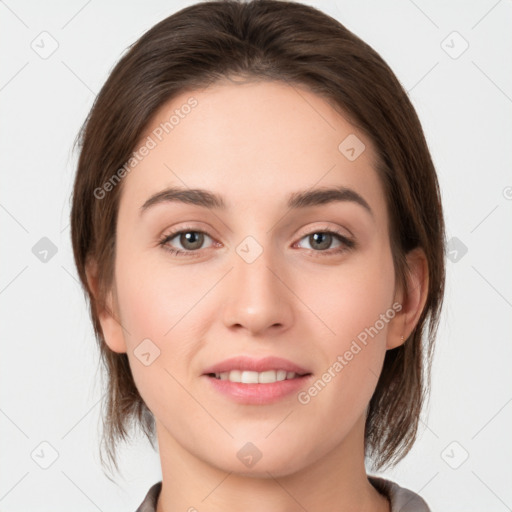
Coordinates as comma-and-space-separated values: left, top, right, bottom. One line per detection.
177, 231, 204, 250
295, 230, 355, 255
159, 229, 214, 256
308, 232, 333, 250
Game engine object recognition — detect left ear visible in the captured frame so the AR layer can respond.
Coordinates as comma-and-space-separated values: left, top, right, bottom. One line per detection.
387, 247, 429, 350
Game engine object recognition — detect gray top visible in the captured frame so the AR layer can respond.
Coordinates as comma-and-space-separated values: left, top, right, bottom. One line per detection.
135, 476, 431, 511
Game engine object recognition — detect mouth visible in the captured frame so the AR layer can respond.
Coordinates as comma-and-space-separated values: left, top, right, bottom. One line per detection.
201, 356, 312, 404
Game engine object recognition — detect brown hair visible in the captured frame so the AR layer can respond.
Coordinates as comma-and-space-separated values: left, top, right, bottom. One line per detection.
70, 0, 445, 475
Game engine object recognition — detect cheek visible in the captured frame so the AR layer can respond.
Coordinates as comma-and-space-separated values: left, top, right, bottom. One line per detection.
112, 250, 203, 390
115, 243, 205, 340
309, 246, 396, 349
303, 246, 395, 393
111, 262, 205, 430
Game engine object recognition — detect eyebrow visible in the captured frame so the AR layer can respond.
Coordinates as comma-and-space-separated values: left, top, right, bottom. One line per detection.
139, 185, 373, 217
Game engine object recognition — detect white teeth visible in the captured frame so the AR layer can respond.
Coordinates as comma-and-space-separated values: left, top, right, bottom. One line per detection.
213, 370, 299, 383
258, 370, 277, 383
241, 371, 259, 384
228, 370, 242, 383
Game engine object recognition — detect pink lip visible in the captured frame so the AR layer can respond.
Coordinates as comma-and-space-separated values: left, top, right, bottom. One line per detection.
205, 376, 312, 405
201, 356, 312, 405
202, 356, 310, 375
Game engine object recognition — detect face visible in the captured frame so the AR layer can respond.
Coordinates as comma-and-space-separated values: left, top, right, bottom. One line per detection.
98, 79, 408, 477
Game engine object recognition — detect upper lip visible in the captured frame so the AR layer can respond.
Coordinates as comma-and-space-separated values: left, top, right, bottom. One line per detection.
202, 356, 311, 376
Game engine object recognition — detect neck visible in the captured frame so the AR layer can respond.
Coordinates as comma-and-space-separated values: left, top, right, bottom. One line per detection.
154, 414, 390, 512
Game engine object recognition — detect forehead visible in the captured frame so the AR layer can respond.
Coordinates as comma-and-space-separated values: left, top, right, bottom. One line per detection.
118, 79, 386, 221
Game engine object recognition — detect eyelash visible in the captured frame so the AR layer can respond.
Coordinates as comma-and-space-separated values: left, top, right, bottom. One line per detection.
158, 224, 356, 259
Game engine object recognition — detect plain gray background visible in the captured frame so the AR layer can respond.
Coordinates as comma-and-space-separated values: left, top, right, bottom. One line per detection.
1, 0, 511, 510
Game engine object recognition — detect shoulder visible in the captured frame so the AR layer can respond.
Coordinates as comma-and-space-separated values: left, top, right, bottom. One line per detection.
368, 475, 432, 512
134, 481, 162, 512
135, 477, 431, 512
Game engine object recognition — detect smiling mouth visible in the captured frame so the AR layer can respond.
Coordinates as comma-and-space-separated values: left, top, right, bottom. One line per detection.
206, 369, 311, 384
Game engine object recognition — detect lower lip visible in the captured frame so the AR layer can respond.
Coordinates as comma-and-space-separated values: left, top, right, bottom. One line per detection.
203, 375, 312, 405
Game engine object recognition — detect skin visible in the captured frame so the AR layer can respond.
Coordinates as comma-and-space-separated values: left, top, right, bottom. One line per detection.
87, 79, 428, 512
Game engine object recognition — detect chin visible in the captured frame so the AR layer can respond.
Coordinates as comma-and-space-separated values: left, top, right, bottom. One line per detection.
205, 443, 311, 479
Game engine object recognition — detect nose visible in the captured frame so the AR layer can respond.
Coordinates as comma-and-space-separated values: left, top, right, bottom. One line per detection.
222, 243, 294, 336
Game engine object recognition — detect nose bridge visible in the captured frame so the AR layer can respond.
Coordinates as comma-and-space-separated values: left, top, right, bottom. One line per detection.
222, 235, 293, 334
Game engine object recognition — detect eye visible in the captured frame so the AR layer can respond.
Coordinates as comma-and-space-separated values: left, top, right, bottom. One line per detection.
295, 228, 355, 255
158, 226, 356, 258
158, 228, 215, 257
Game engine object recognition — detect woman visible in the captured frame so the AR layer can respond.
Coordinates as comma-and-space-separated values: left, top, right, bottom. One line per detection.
70, 1, 445, 510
